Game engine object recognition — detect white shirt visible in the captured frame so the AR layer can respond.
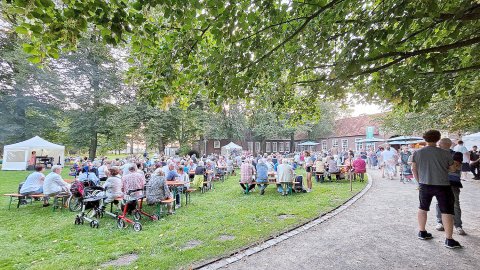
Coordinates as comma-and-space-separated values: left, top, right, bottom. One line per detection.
277, 163, 294, 183
20, 172, 45, 194
381, 149, 397, 162
97, 165, 107, 178
454, 145, 469, 163
43, 172, 70, 195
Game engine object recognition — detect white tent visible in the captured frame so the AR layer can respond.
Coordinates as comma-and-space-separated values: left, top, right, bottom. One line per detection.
2, 136, 65, 171
463, 132, 480, 150
221, 142, 243, 156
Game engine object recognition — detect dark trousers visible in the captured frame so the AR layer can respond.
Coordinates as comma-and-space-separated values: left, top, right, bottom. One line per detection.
470, 163, 479, 178
240, 183, 256, 191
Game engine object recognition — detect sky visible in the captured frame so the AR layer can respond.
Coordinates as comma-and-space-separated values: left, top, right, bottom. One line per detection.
351, 103, 387, 116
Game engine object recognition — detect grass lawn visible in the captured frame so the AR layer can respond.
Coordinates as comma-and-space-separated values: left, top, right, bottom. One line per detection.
0, 168, 366, 270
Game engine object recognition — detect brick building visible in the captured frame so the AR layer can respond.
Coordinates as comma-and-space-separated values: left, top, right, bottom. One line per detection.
316, 114, 383, 153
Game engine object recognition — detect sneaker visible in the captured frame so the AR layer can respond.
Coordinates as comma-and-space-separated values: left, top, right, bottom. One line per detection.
456, 227, 466, 235
418, 231, 433, 240
42, 203, 50, 207
445, 238, 462, 249
435, 223, 445, 231
260, 189, 265, 195
306, 189, 312, 193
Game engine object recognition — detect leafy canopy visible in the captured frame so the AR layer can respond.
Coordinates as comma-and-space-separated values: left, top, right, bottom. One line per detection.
2, 0, 480, 117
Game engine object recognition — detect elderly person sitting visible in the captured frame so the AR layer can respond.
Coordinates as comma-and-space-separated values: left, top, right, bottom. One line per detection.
326, 156, 339, 181
43, 165, 71, 206
256, 158, 269, 195
352, 155, 367, 181
122, 164, 146, 197
103, 167, 123, 204
78, 166, 100, 186
314, 159, 326, 182
146, 168, 173, 214
240, 158, 256, 192
191, 161, 206, 189
276, 159, 294, 195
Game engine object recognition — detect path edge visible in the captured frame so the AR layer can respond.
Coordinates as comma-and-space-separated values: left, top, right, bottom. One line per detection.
193, 173, 374, 270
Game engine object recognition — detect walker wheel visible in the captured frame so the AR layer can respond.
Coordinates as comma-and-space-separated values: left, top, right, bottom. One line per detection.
133, 210, 141, 221
74, 216, 81, 225
90, 220, 99, 229
117, 218, 126, 229
133, 222, 142, 232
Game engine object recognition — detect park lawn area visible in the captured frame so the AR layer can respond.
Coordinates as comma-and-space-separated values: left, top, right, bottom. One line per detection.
0, 168, 366, 270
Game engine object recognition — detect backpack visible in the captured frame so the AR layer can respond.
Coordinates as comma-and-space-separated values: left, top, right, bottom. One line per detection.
70, 180, 85, 197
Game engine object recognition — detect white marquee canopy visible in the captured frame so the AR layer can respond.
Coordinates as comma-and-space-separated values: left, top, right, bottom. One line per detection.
2, 136, 65, 170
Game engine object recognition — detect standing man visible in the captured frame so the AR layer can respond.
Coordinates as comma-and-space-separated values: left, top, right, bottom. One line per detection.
453, 140, 470, 180
411, 130, 461, 248
469, 146, 479, 180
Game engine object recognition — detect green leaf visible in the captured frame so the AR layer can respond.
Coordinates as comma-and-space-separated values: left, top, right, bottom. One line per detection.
14, 26, 29, 35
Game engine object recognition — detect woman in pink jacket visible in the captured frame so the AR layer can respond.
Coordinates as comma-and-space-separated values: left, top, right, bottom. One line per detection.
352, 155, 367, 182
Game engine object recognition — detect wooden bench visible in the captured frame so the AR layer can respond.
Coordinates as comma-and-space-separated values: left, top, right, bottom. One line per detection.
156, 198, 175, 217
243, 182, 300, 195
3, 193, 45, 210
52, 193, 70, 212
185, 188, 196, 206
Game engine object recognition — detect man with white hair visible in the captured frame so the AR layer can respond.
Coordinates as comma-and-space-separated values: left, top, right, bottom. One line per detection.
277, 159, 294, 195
43, 165, 71, 206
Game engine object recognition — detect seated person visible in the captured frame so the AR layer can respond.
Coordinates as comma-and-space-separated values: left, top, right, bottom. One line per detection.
103, 167, 123, 204
256, 159, 269, 195
326, 156, 339, 181
240, 159, 256, 192
276, 159, 294, 195
43, 165, 71, 206
352, 155, 367, 181
165, 163, 179, 181
78, 166, 100, 186
20, 164, 46, 196
177, 166, 190, 188
146, 169, 173, 214
122, 164, 146, 198
20, 164, 48, 206
191, 161, 206, 189
314, 159, 325, 182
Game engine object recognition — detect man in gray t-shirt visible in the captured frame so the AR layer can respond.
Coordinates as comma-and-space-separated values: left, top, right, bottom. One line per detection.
412, 146, 452, 186
411, 130, 461, 249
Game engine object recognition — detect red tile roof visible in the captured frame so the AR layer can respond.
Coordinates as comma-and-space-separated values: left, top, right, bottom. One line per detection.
329, 114, 381, 138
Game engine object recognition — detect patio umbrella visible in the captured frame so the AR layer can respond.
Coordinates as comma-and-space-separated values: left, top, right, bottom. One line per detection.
357, 137, 385, 143
298, 141, 319, 146
388, 139, 424, 145
386, 136, 423, 142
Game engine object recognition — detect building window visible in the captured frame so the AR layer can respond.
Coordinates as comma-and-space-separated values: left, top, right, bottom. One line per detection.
272, 142, 278, 152
332, 139, 338, 148
248, 142, 254, 152
214, 140, 220, 149
266, 142, 271, 153
355, 138, 363, 151
255, 142, 261, 153
285, 142, 290, 152
322, 140, 327, 151
342, 139, 348, 150
279, 142, 284, 152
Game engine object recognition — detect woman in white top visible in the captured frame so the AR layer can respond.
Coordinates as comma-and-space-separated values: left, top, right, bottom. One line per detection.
97, 161, 109, 182
102, 167, 123, 203
20, 165, 46, 195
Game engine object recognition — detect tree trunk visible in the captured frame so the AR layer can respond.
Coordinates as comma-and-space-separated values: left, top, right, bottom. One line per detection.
158, 137, 165, 154
261, 138, 266, 153
89, 132, 97, 160
290, 133, 295, 152
130, 136, 134, 155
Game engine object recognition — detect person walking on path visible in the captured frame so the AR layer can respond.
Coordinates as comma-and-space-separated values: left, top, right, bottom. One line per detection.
435, 138, 466, 236
411, 130, 461, 249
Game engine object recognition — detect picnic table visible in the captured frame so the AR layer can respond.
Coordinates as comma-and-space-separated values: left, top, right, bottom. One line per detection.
166, 180, 186, 208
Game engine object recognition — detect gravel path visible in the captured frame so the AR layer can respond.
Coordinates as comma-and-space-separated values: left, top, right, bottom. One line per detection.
222, 169, 480, 270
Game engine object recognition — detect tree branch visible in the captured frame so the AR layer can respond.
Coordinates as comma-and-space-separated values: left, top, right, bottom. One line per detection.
419, 63, 480, 75
234, 16, 309, 43
242, 0, 345, 71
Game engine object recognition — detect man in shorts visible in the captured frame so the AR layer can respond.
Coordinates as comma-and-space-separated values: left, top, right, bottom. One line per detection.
411, 130, 461, 249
